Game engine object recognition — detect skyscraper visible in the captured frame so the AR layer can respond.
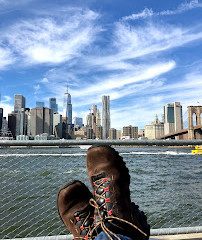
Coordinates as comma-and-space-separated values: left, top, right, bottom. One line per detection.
164, 102, 183, 135
36, 101, 45, 108
14, 94, 25, 113
73, 117, 83, 128
53, 113, 62, 138
96, 109, 101, 127
49, 98, 58, 114
8, 113, 17, 138
30, 107, 53, 136
63, 86, 72, 124
92, 105, 97, 135
13, 94, 26, 137
102, 95, 110, 139
0, 108, 3, 130
123, 125, 138, 139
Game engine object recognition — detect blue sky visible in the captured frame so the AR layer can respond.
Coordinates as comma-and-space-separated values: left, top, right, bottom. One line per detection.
0, 0, 202, 129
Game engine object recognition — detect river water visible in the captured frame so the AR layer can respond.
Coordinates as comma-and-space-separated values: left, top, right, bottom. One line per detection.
0, 146, 201, 238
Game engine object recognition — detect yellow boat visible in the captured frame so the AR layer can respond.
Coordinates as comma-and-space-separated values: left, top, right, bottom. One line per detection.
192, 146, 202, 154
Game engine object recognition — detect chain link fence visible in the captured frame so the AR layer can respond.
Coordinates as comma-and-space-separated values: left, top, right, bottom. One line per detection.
0, 146, 201, 239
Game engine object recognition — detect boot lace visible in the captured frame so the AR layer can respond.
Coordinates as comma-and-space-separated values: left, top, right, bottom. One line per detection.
89, 176, 148, 240
73, 206, 94, 239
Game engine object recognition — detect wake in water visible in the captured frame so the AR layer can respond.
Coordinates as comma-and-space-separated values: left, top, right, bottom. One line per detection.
0, 151, 192, 157
121, 151, 192, 155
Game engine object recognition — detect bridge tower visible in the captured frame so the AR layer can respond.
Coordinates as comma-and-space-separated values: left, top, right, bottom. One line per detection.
188, 106, 202, 139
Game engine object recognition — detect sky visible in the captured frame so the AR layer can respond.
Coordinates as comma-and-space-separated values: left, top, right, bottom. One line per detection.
0, 0, 202, 130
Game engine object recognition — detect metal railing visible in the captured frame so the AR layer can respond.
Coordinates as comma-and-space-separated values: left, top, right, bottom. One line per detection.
0, 141, 201, 239
0, 139, 202, 147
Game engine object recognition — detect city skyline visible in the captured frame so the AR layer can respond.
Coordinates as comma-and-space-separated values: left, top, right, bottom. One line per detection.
0, 0, 202, 129
0, 91, 199, 130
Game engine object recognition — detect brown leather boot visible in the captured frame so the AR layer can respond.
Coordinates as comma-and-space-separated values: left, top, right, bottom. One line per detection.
86, 145, 150, 240
57, 180, 94, 239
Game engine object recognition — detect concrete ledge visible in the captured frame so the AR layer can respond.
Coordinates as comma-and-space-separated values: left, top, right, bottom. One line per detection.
151, 233, 202, 240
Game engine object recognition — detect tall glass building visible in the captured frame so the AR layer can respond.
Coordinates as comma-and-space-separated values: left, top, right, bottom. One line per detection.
102, 95, 110, 139
73, 117, 83, 128
14, 95, 25, 113
0, 108, 3, 130
49, 98, 58, 114
164, 102, 183, 135
36, 101, 45, 108
63, 87, 72, 124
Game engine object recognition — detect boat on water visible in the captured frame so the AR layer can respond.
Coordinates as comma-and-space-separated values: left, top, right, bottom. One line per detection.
192, 145, 202, 154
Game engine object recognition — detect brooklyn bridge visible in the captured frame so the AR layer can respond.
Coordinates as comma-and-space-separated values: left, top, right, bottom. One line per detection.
157, 106, 202, 140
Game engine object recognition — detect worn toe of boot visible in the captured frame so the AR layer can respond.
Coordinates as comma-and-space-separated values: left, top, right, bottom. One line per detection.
57, 180, 94, 239
86, 145, 131, 220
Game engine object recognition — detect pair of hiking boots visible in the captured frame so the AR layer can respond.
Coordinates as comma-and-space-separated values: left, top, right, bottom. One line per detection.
57, 145, 150, 240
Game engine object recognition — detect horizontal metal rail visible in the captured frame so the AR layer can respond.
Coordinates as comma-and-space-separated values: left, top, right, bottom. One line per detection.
150, 226, 202, 235
0, 139, 202, 147
1, 227, 202, 240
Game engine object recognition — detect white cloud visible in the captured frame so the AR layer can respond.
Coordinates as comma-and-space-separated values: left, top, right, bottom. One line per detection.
40, 77, 49, 83
34, 84, 40, 94
0, 47, 15, 70
110, 70, 202, 129
123, 0, 202, 21
123, 8, 154, 21
71, 61, 176, 99
2, 9, 101, 65
1, 95, 12, 103
85, 22, 202, 72
0, 103, 13, 119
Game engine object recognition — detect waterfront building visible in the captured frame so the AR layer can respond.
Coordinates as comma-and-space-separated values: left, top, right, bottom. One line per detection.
25, 108, 31, 136
49, 98, 58, 114
8, 112, 21, 137
74, 126, 87, 139
96, 126, 103, 139
53, 113, 62, 138
73, 117, 83, 128
63, 86, 72, 124
0, 108, 3, 130
138, 129, 145, 137
123, 125, 138, 139
86, 112, 93, 128
93, 105, 97, 115
116, 130, 122, 140
34, 133, 58, 140
92, 105, 97, 135
14, 94, 25, 113
16, 135, 29, 140
36, 101, 45, 108
30, 107, 53, 136
86, 127, 94, 139
12, 95, 26, 137
62, 117, 74, 139
164, 102, 183, 135
145, 114, 164, 139
20, 108, 25, 135
109, 128, 117, 140
1, 117, 8, 138
102, 95, 110, 139
8, 113, 17, 138
96, 109, 101, 127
